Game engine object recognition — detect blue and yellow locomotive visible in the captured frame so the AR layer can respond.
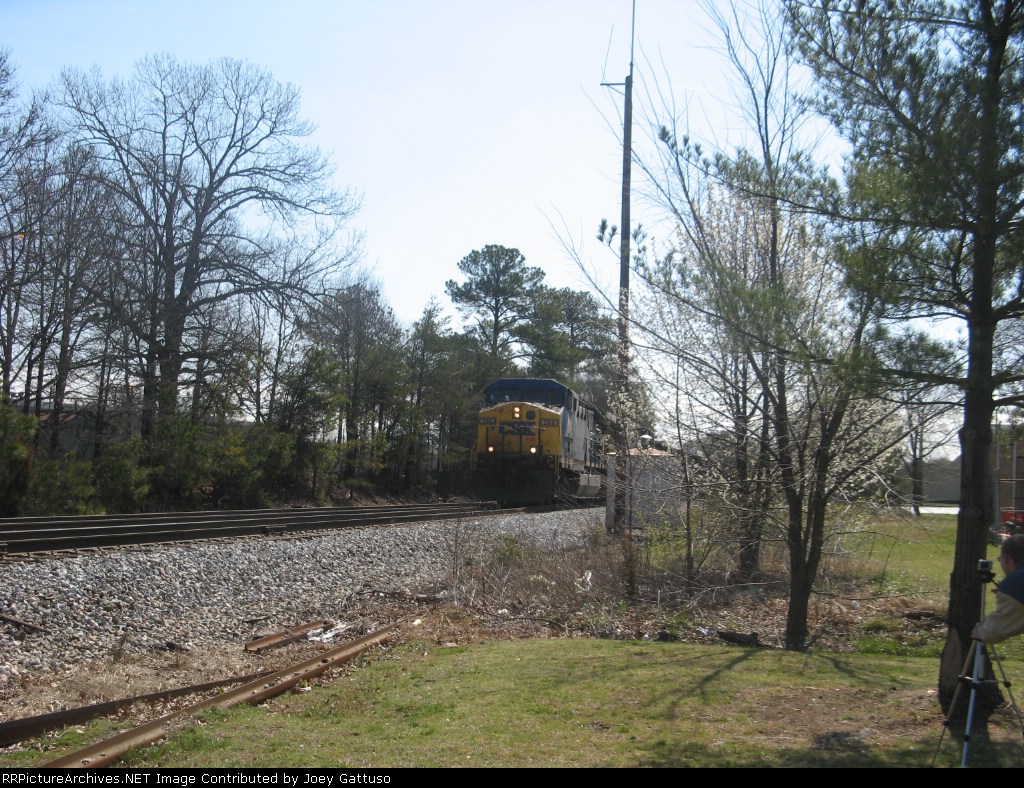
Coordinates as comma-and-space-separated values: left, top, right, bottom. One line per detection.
471, 378, 609, 505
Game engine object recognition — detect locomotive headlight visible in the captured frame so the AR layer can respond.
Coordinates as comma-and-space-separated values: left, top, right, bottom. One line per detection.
513, 406, 521, 417
530, 447, 537, 454
488, 446, 495, 453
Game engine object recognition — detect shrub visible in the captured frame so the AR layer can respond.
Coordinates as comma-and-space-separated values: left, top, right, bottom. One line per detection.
94, 438, 151, 512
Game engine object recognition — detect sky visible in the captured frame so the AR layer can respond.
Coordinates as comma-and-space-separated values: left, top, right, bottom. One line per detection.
3, 0, 740, 326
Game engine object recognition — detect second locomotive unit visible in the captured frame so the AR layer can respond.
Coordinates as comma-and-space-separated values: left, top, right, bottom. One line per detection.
471, 378, 609, 505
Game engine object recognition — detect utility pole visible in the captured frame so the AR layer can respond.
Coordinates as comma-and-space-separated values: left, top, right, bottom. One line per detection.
603, 1, 635, 534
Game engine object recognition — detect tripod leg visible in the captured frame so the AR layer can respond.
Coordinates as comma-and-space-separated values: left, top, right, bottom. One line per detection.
962, 639, 985, 768
932, 639, 979, 767
987, 644, 1024, 737
936, 575, 1004, 766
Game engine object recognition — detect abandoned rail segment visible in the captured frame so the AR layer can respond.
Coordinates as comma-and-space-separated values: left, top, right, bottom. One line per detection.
0, 669, 276, 747
0, 502, 500, 554
40, 625, 397, 768
0, 618, 359, 747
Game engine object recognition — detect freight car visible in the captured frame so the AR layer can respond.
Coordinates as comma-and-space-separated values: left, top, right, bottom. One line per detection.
470, 378, 610, 505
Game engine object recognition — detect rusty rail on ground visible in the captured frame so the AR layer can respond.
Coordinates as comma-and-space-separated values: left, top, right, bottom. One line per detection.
0, 670, 273, 747
244, 619, 336, 652
41, 625, 397, 768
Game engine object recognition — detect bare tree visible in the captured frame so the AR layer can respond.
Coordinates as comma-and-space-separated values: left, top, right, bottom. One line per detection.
633, 188, 777, 582
58, 55, 360, 447
19, 142, 122, 453
633, 0, 911, 648
0, 50, 55, 401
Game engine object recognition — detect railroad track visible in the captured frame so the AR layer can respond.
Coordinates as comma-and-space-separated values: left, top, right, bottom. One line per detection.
38, 625, 398, 768
0, 617, 380, 749
0, 502, 500, 554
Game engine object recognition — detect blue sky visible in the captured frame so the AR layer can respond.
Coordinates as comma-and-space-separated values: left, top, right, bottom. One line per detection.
3, 0, 735, 325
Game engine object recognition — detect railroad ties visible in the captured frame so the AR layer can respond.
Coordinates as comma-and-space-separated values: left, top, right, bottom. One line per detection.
0, 501, 500, 554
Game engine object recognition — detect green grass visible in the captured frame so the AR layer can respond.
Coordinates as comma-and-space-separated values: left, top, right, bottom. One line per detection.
855, 633, 944, 657
9, 638, 1024, 768
839, 512, 1024, 662
6, 509, 1024, 768
843, 512, 959, 596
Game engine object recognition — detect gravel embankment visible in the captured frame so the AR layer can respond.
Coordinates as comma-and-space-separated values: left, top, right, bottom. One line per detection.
0, 509, 601, 687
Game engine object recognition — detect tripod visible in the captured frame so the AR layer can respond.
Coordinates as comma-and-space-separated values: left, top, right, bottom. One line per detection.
932, 561, 1024, 767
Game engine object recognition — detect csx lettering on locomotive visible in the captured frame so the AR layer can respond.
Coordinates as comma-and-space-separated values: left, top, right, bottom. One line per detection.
498, 422, 535, 436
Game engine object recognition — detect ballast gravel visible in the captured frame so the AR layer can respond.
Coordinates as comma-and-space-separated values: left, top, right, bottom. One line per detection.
0, 509, 601, 690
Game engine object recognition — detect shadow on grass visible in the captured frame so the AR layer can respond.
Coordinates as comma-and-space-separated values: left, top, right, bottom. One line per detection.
638, 734, 1024, 768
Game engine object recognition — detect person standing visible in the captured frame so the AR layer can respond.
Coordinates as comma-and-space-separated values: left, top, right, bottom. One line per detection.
972, 534, 1024, 644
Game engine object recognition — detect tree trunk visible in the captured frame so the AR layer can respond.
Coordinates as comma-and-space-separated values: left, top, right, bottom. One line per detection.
939, 311, 999, 724
939, 416, 1001, 723
785, 562, 812, 650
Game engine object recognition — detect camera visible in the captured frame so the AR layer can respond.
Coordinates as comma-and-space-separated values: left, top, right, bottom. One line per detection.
979, 559, 993, 572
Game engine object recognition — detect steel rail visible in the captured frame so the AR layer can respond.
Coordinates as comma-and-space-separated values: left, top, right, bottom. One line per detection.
0, 502, 499, 554
0, 670, 274, 747
0, 503, 493, 531
40, 625, 397, 768
244, 619, 336, 652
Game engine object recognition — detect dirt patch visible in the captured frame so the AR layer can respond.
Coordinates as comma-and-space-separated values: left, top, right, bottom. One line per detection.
0, 578, 1016, 761
0, 586, 945, 719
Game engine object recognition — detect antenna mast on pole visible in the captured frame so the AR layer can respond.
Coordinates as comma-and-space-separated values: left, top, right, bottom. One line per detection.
602, 0, 636, 534
619, 1, 634, 403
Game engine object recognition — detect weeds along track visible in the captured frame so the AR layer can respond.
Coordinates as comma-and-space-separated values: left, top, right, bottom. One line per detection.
0, 505, 605, 759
